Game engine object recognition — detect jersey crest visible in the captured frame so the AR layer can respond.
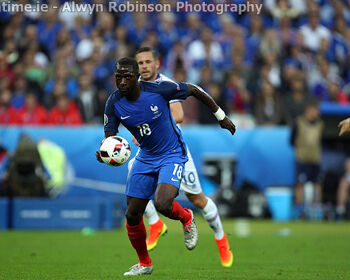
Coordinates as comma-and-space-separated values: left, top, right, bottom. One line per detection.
150, 105, 158, 112
151, 104, 161, 119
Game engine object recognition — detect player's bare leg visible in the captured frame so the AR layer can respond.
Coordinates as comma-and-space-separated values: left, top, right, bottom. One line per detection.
144, 201, 168, 251
295, 182, 304, 217
295, 183, 304, 205
186, 192, 233, 267
154, 183, 198, 250
336, 178, 350, 219
124, 196, 153, 276
314, 182, 322, 203
128, 158, 168, 251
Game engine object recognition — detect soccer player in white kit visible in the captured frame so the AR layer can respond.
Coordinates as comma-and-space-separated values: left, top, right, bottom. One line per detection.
128, 47, 233, 267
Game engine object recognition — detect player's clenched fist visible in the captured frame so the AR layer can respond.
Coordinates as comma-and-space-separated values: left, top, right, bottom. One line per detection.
219, 117, 236, 135
338, 118, 350, 136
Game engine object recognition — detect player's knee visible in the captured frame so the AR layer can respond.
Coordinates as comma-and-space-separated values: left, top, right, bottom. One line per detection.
192, 198, 207, 209
125, 208, 143, 225
192, 199, 205, 209
154, 198, 172, 216
186, 193, 207, 209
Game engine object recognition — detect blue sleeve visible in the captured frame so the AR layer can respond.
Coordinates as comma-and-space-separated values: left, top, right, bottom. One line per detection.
158, 81, 188, 101
104, 94, 120, 133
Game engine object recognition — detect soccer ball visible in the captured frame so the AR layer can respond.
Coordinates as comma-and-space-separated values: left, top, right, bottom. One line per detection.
99, 136, 131, 166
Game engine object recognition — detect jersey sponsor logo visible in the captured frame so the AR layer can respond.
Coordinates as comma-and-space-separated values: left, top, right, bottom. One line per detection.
104, 114, 108, 126
121, 115, 131, 120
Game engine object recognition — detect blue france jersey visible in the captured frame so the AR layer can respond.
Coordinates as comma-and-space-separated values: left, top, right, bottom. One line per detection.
104, 80, 188, 163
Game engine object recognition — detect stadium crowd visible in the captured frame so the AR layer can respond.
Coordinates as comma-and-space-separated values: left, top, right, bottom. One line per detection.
0, 0, 349, 126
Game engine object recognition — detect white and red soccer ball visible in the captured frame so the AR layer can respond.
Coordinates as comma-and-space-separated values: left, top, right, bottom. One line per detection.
99, 136, 131, 166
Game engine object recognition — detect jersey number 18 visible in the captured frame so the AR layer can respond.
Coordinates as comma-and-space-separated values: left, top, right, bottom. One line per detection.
137, 123, 152, 136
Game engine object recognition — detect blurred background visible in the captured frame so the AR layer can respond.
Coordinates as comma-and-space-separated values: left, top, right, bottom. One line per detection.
1, 0, 350, 230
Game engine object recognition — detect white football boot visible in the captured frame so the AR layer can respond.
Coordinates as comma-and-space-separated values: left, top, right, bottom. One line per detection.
123, 263, 153, 276
183, 209, 198, 250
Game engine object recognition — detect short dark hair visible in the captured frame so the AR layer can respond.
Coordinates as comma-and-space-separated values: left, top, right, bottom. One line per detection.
135, 46, 159, 60
115, 57, 139, 76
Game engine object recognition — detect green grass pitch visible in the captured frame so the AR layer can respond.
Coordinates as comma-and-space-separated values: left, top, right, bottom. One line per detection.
1, 216, 350, 280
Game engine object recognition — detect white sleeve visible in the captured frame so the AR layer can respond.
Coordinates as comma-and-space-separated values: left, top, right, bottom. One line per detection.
169, 99, 182, 104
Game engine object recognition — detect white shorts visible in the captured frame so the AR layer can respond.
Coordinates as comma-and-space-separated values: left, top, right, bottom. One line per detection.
127, 146, 202, 195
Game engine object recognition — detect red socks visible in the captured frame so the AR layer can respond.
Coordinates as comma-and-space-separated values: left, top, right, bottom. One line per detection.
126, 203, 191, 266
168, 201, 192, 226
126, 220, 152, 266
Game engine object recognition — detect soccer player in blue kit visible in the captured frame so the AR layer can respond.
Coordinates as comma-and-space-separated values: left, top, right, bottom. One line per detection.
134, 47, 233, 268
96, 57, 235, 276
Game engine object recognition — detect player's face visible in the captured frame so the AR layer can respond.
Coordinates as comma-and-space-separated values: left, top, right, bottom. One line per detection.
114, 65, 137, 96
136, 51, 159, 81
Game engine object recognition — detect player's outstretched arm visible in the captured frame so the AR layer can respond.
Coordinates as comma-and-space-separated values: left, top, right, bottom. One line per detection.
187, 83, 236, 135
96, 131, 116, 163
338, 118, 350, 136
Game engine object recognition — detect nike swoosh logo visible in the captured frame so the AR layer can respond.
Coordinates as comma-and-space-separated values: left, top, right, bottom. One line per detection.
121, 116, 130, 120
171, 178, 179, 182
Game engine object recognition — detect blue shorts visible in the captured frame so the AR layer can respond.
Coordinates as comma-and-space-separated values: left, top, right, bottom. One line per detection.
126, 157, 186, 199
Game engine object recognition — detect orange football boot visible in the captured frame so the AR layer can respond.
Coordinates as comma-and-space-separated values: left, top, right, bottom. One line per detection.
146, 219, 168, 251
215, 234, 233, 267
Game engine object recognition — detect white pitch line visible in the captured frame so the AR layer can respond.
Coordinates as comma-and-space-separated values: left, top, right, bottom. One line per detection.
71, 177, 126, 194
71, 177, 190, 201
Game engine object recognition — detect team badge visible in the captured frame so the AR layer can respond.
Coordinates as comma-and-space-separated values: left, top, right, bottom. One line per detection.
150, 105, 158, 112
151, 104, 161, 119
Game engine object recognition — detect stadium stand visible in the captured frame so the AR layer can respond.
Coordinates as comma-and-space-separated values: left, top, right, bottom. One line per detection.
0, 0, 349, 127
